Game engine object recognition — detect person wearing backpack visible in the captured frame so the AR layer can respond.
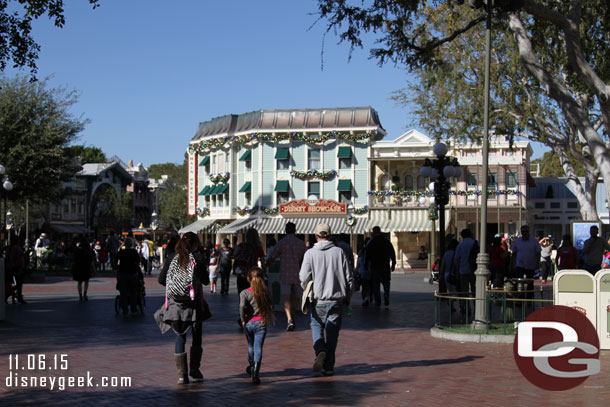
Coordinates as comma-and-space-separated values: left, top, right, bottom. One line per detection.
218, 239, 233, 295
156, 232, 210, 385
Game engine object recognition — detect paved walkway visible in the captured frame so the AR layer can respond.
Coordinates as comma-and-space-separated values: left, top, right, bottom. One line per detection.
1, 272, 608, 406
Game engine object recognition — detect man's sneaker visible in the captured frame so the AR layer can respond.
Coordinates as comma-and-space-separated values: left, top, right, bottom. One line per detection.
286, 320, 295, 332
384, 297, 389, 307
313, 351, 326, 372
321, 369, 334, 376
362, 299, 369, 307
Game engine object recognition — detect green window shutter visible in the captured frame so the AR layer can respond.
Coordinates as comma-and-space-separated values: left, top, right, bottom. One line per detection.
337, 179, 352, 191
274, 180, 290, 192
275, 148, 290, 160
199, 156, 210, 166
239, 150, 252, 161
199, 186, 211, 195
337, 147, 352, 159
239, 181, 251, 193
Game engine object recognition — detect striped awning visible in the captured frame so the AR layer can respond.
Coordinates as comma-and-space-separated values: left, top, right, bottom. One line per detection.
217, 217, 259, 234
217, 216, 369, 235
292, 217, 369, 235
178, 218, 216, 235
368, 209, 451, 233
257, 217, 289, 234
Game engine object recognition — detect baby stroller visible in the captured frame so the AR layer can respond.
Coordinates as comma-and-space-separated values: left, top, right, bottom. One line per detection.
115, 271, 146, 315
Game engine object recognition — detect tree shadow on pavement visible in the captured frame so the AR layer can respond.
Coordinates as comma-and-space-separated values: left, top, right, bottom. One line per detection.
258, 355, 484, 382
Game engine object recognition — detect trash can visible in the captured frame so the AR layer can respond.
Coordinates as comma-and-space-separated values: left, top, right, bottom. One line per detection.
596, 270, 610, 350
553, 269, 596, 329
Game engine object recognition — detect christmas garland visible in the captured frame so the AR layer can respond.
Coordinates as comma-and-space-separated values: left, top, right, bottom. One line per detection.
188, 130, 378, 153
352, 205, 369, 214
209, 172, 230, 184
263, 207, 279, 215
290, 169, 338, 180
368, 189, 521, 197
233, 206, 258, 216
196, 207, 211, 217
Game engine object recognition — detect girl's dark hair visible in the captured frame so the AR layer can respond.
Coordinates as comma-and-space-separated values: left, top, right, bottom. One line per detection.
175, 232, 199, 271
167, 234, 179, 253
245, 228, 262, 251
248, 267, 274, 326
448, 239, 459, 251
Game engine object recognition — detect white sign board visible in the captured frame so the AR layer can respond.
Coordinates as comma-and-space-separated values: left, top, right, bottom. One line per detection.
187, 151, 198, 216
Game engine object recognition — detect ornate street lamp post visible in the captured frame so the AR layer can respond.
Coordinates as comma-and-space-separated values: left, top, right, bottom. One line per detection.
151, 211, 158, 242
420, 143, 461, 293
0, 165, 14, 248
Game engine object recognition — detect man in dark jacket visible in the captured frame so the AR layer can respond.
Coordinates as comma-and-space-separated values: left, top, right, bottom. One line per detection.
364, 226, 396, 307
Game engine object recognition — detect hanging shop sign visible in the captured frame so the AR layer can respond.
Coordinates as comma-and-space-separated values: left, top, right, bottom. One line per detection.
280, 199, 346, 215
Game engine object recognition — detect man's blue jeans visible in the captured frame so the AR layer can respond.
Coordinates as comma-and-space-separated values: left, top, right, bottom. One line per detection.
310, 302, 343, 371
244, 319, 267, 363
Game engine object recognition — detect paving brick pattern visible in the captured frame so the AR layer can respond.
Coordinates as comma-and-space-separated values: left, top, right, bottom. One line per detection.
1, 273, 609, 406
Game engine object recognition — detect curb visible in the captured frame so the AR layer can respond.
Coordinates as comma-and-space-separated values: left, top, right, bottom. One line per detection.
430, 327, 514, 344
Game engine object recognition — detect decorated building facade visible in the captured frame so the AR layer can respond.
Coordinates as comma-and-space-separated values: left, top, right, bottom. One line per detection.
183, 107, 385, 247
183, 109, 534, 268
368, 130, 532, 268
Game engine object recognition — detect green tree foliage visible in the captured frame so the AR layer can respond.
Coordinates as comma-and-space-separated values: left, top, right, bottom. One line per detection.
158, 182, 190, 232
531, 151, 585, 178
93, 187, 132, 233
0, 76, 87, 204
148, 159, 187, 186
0, 0, 100, 75
66, 145, 107, 164
315, 0, 608, 219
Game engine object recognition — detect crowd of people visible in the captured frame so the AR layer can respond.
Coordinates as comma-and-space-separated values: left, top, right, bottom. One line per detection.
152, 222, 402, 385
3, 230, 167, 305
437, 224, 610, 299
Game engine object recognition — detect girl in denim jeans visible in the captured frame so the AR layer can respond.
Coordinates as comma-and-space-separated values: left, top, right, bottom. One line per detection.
239, 267, 275, 384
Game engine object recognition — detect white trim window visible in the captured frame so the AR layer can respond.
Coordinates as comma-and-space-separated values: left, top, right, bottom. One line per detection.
308, 148, 321, 169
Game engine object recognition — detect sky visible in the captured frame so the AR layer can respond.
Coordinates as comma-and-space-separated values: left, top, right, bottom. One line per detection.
9, 1, 547, 167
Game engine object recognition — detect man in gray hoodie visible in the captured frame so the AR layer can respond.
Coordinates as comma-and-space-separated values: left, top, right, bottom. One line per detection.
300, 223, 353, 376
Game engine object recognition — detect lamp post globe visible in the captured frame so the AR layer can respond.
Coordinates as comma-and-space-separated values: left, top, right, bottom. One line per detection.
443, 166, 456, 178
433, 142, 448, 157
3, 180, 13, 191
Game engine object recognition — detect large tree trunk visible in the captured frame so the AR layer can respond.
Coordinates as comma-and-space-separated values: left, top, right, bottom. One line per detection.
508, 14, 610, 221
555, 146, 598, 220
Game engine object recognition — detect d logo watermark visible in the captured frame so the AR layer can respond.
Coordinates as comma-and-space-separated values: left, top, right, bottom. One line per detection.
513, 305, 600, 391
